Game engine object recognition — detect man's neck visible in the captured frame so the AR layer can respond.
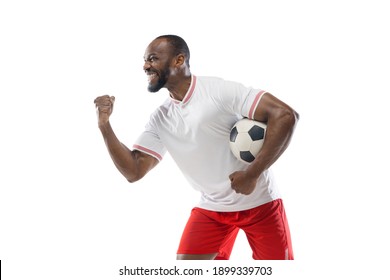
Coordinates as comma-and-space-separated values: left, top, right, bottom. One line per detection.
168, 74, 192, 101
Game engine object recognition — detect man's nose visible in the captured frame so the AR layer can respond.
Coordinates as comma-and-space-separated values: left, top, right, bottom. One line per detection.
143, 61, 151, 71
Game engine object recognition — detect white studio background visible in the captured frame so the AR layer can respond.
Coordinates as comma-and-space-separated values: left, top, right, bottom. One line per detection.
0, 0, 389, 279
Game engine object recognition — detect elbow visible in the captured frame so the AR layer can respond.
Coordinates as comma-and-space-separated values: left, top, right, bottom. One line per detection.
126, 170, 145, 184
123, 169, 141, 184
127, 178, 138, 184
272, 107, 299, 137
282, 107, 299, 129
291, 109, 299, 126
126, 174, 141, 184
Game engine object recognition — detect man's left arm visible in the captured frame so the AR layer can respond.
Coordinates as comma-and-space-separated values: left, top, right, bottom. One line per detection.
229, 92, 299, 195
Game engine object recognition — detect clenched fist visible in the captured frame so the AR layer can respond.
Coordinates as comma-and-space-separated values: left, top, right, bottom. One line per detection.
94, 95, 115, 127
229, 170, 258, 195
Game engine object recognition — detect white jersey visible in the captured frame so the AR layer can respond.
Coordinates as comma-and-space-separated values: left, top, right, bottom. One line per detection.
133, 75, 281, 211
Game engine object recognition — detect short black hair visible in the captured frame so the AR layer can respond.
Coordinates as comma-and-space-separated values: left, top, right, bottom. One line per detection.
155, 34, 190, 67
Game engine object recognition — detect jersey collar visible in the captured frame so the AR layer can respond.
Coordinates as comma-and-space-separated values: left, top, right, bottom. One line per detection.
171, 75, 197, 105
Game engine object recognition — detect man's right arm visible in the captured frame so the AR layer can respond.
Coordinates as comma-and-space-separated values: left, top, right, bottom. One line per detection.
95, 95, 159, 182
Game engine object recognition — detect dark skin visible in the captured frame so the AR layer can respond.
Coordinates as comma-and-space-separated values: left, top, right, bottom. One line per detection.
94, 38, 299, 260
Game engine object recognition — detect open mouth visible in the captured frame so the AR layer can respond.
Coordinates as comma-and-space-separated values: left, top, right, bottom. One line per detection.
147, 72, 158, 83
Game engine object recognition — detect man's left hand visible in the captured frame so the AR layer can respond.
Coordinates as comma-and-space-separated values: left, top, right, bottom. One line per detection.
229, 171, 258, 195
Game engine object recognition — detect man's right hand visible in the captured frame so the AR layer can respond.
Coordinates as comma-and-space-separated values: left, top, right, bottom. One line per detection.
94, 95, 115, 127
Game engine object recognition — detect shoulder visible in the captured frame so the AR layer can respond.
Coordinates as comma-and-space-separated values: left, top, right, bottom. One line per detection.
196, 75, 246, 89
196, 76, 250, 98
195, 76, 236, 94
196, 75, 225, 86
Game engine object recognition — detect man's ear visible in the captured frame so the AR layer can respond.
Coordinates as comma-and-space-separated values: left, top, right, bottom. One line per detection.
175, 53, 185, 67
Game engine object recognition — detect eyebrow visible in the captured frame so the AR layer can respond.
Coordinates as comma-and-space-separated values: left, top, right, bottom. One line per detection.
144, 53, 157, 60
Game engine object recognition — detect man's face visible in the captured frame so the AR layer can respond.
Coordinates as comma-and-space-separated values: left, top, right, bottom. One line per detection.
143, 39, 173, 92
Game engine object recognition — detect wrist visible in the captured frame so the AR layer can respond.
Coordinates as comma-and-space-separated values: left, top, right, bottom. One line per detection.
98, 120, 111, 132
246, 161, 263, 179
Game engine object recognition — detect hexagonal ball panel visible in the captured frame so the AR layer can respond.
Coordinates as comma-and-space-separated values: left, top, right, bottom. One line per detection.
248, 125, 265, 141
240, 151, 256, 163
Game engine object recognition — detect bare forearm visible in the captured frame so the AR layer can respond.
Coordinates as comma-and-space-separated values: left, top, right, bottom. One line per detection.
99, 122, 140, 182
247, 109, 298, 178
94, 95, 157, 182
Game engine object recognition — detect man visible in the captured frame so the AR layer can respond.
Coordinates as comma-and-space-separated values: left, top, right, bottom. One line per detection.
94, 35, 299, 260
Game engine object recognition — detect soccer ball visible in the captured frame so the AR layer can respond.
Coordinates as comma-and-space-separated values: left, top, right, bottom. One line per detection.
229, 118, 267, 163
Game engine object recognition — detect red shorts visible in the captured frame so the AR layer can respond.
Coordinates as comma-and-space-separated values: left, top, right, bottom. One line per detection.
177, 199, 293, 260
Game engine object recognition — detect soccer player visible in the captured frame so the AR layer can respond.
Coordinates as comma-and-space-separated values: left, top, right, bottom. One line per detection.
94, 35, 299, 260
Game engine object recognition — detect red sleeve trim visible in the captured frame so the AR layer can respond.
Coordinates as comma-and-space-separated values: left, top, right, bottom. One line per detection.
133, 144, 163, 161
248, 90, 266, 119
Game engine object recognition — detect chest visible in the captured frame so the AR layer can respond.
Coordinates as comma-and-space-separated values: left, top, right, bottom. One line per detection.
158, 96, 238, 144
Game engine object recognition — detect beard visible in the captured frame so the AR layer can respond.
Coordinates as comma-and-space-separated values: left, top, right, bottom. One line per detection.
147, 67, 170, 93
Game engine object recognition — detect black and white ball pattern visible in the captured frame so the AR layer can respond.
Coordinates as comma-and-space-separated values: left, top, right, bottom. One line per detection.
229, 118, 267, 163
